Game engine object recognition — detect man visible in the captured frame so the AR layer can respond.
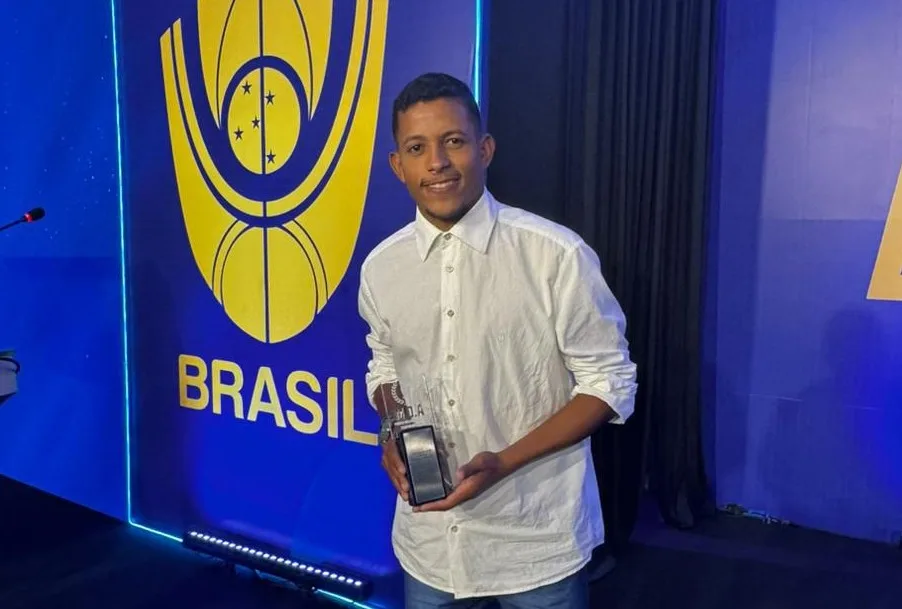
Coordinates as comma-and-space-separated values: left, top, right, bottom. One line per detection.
358, 72, 637, 608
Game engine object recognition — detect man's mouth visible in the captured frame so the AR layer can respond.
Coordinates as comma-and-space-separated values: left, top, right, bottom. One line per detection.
422, 177, 460, 193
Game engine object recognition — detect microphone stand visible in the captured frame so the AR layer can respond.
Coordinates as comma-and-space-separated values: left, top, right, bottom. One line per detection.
0, 218, 27, 233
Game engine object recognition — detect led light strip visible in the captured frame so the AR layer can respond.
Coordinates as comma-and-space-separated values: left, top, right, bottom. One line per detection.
184, 531, 371, 599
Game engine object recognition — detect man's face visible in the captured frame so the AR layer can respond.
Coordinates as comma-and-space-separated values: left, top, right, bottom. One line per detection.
389, 98, 495, 230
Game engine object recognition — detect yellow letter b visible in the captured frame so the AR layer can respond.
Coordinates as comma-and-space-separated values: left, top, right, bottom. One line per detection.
179, 354, 209, 410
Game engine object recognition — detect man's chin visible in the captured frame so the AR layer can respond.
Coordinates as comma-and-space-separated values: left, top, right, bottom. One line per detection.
420, 196, 462, 216
427, 203, 466, 222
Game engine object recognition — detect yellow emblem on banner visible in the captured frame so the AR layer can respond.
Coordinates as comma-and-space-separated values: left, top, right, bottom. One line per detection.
868, 164, 902, 301
160, 0, 388, 342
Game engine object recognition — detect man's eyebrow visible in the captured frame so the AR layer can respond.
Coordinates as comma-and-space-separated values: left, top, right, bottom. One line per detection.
401, 134, 426, 146
400, 130, 469, 147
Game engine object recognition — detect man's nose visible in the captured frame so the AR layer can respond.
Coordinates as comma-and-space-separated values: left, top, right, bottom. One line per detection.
427, 145, 450, 172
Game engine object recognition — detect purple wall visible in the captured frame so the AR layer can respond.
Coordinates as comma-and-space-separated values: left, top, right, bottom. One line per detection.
709, 0, 902, 544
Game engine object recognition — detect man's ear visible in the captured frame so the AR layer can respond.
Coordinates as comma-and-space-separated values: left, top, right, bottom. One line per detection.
389, 150, 405, 183
479, 132, 496, 169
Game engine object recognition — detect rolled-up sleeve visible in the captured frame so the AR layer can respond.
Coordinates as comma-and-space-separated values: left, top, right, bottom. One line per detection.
358, 271, 398, 409
554, 240, 637, 424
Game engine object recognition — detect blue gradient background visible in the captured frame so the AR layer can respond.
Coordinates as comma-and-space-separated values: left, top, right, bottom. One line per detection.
709, 0, 902, 543
0, 0, 125, 520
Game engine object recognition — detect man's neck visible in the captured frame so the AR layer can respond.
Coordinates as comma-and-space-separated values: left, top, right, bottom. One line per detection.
419, 193, 483, 232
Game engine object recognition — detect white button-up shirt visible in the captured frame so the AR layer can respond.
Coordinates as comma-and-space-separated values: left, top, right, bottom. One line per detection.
358, 189, 637, 598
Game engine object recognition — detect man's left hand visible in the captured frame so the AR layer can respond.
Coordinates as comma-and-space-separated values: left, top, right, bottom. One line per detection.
413, 451, 511, 513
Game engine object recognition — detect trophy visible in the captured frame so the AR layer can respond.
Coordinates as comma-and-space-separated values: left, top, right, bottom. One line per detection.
381, 377, 457, 507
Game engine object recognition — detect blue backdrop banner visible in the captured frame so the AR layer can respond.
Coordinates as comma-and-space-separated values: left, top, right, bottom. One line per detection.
116, 0, 481, 577
710, 0, 902, 544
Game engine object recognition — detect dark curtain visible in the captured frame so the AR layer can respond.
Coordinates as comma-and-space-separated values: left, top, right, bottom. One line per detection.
486, 0, 716, 553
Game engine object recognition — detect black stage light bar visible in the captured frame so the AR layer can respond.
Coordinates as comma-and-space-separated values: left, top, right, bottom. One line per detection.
182, 530, 373, 603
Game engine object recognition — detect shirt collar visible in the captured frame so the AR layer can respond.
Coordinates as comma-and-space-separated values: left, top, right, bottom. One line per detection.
414, 189, 498, 261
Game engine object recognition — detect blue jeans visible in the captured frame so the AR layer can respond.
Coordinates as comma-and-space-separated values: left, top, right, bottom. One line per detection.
403, 567, 589, 609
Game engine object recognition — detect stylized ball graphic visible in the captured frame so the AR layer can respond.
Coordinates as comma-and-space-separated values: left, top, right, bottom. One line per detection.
213, 219, 327, 344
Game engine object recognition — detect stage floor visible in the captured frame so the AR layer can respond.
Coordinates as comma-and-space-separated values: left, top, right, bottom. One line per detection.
1, 475, 900, 609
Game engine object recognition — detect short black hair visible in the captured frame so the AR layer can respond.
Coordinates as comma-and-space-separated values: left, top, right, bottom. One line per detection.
391, 72, 482, 142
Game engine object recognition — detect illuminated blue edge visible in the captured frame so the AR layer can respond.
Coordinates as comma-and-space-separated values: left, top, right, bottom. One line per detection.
110, 0, 485, 604
474, 0, 484, 106
110, 0, 184, 548
109, 0, 138, 536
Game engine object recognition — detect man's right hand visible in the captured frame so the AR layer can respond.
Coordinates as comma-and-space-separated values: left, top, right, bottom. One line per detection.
381, 439, 409, 502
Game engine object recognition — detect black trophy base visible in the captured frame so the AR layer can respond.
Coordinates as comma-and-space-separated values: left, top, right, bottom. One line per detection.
396, 425, 448, 507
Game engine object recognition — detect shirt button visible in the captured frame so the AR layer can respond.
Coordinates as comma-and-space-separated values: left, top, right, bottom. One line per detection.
448, 399, 455, 406
443, 233, 452, 241
445, 265, 454, 273
447, 310, 455, 318
450, 525, 459, 533
447, 354, 456, 362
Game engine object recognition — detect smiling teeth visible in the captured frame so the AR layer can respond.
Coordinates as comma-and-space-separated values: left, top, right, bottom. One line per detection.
427, 180, 456, 190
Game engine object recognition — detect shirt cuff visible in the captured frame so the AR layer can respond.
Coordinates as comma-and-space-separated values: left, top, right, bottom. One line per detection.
571, 384, 635, 425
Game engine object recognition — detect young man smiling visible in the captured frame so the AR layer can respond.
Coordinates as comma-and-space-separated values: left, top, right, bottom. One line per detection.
358, 73, 637, 608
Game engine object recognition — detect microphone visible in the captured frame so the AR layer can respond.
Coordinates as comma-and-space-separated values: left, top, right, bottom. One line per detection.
0, 207, 46, 233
